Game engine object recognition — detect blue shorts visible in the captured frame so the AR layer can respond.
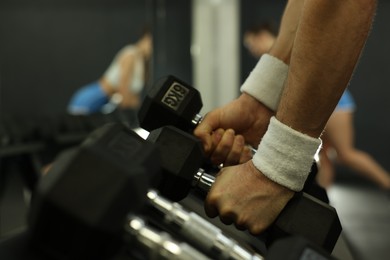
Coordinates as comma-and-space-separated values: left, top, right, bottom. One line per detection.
335, 89, 356, 112
67, 81, 109, 115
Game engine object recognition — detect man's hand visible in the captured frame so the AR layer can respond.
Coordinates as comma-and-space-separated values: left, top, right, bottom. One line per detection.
205, 160, 294, 234
208, 128, 252, 166
194, 93, 274, 165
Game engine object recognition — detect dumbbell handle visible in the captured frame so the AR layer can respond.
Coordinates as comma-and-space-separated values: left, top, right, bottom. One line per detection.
147, 190, 264, 260
191, 113, 203, 127
126, 216, 211, 259
192, 168, 215, 192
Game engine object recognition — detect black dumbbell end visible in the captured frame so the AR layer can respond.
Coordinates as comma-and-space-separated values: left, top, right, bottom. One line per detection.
267, 235, 334, 260
28, 123, 159, 259
138, 75, 203, 132
268, 192, 342, 253
147, 126, 205, 201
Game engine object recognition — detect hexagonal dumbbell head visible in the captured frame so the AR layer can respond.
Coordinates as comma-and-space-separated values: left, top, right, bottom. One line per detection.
84, 123, 161, 181
28, 123, 160, 259
138, 75, 203, 132
268, 192, 342, 253
267, 235, 332, 259
146, 126, 204, 201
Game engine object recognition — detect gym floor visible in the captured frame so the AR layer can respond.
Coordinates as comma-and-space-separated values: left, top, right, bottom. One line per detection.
0, 166, 389, 260
328, 176, 390, 260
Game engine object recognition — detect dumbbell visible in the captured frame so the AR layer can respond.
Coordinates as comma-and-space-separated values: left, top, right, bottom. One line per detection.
28, 123, 160, 259
138, 75, 203, 132
138, 75, 329, 203
137, 75, 258, 154
266, 235, 335, 260
27, 123, 330, 260
144, 125, 341, 252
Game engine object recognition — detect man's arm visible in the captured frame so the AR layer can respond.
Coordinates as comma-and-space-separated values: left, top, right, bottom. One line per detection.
195, 0, 306, 164
278, 0, 376, 137
204, 0, 377, 234
239, 0, 305, 122
254, 0, 377, 193
269, 0, 305, 64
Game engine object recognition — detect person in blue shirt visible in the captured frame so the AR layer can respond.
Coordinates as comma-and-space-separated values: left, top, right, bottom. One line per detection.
67, 30, 152, 115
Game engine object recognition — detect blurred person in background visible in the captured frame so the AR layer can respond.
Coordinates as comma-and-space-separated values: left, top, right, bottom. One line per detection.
67, 28, 152, 115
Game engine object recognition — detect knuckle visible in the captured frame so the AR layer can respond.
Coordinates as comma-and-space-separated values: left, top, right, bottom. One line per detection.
235, 215, 249, 229
248, 222, 266, 235
219, 207, 234, 217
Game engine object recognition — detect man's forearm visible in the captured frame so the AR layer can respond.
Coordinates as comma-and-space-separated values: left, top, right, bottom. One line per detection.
269, 0, 305, 64
240, 0, 305, 111
276, 0, 377, 137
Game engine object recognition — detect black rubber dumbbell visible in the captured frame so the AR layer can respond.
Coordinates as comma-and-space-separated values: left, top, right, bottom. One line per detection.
139, 75, 329, 203
28, 123, 160, 259
144, 125, 341, 252
138, 75, 203, 132
266, 235, 335, 260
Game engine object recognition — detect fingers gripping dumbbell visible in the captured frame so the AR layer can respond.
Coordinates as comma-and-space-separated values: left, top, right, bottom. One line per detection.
143, 126, 341, 252
138, 75, 256, 155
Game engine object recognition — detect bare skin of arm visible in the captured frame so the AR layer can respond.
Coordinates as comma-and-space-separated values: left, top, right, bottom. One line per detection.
277, 0, 376, 137
269, 0, 304, 64
197, 0, 377, 234
117, 53, 140, 108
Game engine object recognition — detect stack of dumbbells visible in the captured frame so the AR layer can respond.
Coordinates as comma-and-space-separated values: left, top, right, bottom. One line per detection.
0, 76, 341, 259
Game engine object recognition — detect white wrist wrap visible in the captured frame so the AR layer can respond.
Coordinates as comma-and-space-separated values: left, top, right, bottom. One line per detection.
240, 54, 288, 111
252, 117, 322, 192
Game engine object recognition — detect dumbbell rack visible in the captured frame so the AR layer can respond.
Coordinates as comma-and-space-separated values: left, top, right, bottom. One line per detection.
0, 118, 337, 259
0, 188, 333, 260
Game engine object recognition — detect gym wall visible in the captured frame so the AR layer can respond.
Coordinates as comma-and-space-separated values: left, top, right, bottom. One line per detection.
150, 0, 192, 85
0, 0, 150, 116
240, 0, 390, 175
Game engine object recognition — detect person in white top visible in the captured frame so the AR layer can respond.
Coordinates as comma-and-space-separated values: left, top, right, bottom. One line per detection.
68, 30, 152, 115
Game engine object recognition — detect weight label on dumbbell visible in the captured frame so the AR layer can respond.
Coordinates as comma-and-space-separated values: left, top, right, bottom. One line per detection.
161, 82, 189, 111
